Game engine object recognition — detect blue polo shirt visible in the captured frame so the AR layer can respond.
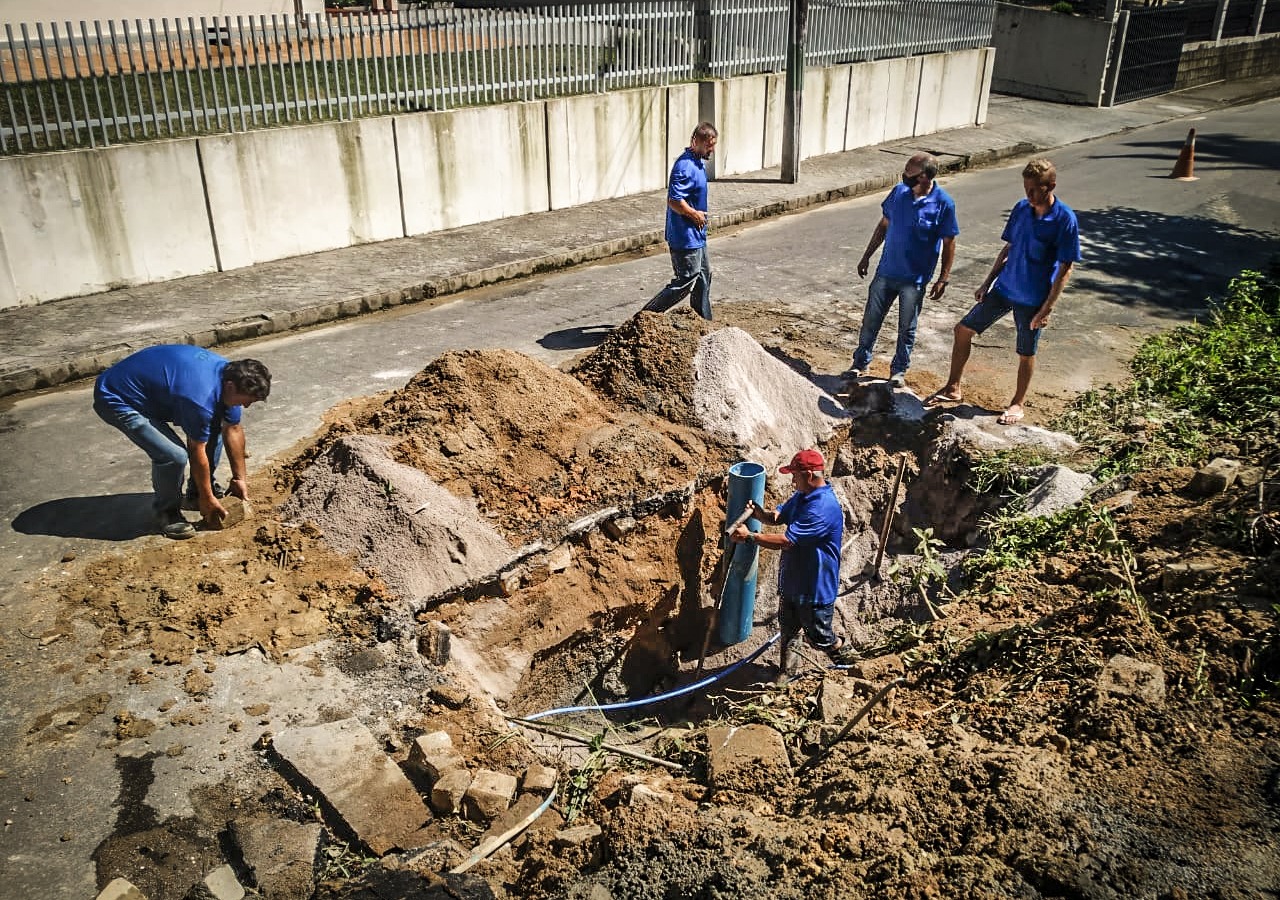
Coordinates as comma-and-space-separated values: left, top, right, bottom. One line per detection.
95, 345, 242, 443
994, 197, 1082, 307
877, 182, 959, 284
777, 483, 844, 607
665, 149, 708, 251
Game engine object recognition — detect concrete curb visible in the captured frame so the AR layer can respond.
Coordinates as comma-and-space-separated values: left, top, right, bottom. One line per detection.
0, 141, 1040, 399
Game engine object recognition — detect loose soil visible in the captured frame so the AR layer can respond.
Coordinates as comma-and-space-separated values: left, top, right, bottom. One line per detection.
25, 309, 1279, 900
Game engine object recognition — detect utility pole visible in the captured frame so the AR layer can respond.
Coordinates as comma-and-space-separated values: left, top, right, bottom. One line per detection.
781, 0, 808, 184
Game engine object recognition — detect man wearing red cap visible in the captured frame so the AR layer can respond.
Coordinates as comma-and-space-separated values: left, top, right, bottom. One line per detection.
731, 448, 847, 683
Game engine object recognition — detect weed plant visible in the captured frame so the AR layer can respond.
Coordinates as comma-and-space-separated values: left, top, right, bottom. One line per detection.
1054, 268, 1280, 475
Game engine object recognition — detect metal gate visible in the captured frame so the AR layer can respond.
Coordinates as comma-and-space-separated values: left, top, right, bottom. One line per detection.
1111, 5, 1188, 104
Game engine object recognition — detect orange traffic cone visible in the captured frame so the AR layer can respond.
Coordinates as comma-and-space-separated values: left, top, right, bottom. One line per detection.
1169, 128, 1198, 181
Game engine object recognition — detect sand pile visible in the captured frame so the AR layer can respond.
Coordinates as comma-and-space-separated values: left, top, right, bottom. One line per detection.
281, 434, 517, 603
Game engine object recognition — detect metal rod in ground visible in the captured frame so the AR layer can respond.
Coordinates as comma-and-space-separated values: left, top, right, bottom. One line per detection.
871, 456, 909, 576
450, 785, 557, 875
505, 716, 684, 771
801, 676, 907, 772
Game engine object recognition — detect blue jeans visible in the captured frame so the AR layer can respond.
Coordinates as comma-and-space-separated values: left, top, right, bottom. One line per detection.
853, 275, 925, 375
779, 594, 839, 652
643, 246, 712, 320
94, 393, 222, 514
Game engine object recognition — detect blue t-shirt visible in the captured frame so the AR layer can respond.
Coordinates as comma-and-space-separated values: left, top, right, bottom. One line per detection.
95, 345, 242, 443
876, 182, 959, 284
777, 483, 844, 607
993, 197, 1082, 307
665, 149, 708, 251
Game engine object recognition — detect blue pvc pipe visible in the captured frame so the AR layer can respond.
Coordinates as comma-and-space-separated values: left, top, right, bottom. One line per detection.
719, 461, 766, 646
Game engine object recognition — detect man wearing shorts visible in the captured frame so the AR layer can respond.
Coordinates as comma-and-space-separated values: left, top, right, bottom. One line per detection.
927, 159, 1081, 424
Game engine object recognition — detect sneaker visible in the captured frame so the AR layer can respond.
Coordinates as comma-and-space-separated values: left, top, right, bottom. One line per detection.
156, 510, 197, 540
889, 372, 907, 388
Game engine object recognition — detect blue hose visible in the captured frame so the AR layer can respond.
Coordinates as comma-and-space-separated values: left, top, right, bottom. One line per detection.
521, 632, 782, 721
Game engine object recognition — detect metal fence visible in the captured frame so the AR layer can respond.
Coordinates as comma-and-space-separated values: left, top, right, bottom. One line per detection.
0, 0, 995, 156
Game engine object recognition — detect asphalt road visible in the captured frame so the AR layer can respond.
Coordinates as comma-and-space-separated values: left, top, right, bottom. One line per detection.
0, 97, 1277, 898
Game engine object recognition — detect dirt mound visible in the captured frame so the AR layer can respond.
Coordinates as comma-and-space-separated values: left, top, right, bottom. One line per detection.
343, 347, 728, 544
571, 309, 715, 427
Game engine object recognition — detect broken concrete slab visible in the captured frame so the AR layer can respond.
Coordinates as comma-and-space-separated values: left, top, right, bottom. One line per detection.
97, 879, 148, 900
463, 769, 517, 822
1023, 465, 1096, 519
184, 864, 245, 900
431, 768, 472, 815
271, 718, 432, 856
1099, 654, 1165, 707
706, 724, 792, 793
522, 763, 558, 795
230, 814, 322, 900
1187, 457, 1241, 496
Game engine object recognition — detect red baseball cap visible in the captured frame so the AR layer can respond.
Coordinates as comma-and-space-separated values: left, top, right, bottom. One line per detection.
780, 449, 825, 474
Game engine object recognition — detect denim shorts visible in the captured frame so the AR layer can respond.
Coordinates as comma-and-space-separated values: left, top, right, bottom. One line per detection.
960, 290, 1043, 357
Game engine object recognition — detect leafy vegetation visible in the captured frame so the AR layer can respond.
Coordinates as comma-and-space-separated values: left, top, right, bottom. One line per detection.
1054, 267, 1280, 476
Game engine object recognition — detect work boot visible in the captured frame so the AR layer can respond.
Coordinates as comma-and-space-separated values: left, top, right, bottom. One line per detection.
156, 509, 197, 540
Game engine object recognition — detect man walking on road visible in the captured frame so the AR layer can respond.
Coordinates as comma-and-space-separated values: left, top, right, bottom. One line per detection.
641, 122, 718, 320
849, 152, 958, 387
94, 345, 272, 539
926, 158, 1081, 424
730, 449, 847, 685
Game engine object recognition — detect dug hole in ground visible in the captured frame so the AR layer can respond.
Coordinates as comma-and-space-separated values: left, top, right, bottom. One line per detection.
40, 309, 1279, 900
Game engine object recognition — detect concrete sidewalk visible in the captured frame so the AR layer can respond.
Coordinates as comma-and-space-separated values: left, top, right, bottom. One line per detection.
3, 74, 1278, 400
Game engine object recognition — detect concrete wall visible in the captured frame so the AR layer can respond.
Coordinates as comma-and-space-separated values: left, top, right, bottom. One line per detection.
546, 88, 668, 210
0, 142, 218, 308
0, 46, 994, 309
201, 119, 402, 270
400, 103, 549, 234
1176, 33, 1280, 90
991, 3, 1116, 106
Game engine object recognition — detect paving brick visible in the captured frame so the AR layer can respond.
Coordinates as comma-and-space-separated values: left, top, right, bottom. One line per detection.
97, 879, 148, 900
1187, 457, 1241, 496
1099, 654, 1165, 707
206, 496, 251, 530
184, 864, 244, 900
272, 718, 432, 856
230, 814, 322, 900
553, 822, 602, 848
431, 768, 472, 815
463, 769, 517, 822
706, 724, 791, 793
429, 683, 469, 709
409, 744, 467, 783
522, 763, 558, 794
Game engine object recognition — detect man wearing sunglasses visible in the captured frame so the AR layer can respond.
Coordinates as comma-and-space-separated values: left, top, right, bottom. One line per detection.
847, 152, 959, 388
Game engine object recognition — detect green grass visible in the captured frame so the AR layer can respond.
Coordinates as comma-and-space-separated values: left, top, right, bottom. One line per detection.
1053, 267, 1280, 477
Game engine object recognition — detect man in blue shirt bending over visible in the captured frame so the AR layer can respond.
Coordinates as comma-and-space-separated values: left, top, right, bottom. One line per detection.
731, 449, 847, 685
641, 121, 718, 320
926, 158, 1082, 425
94, 345, 272, 539
849, 152, 958, 388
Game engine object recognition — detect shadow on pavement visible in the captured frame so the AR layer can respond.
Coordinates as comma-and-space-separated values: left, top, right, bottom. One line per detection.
13, 493, 155, 540
1087, 132, 1280, 172
537, 324, 614, 352
1074, 206, 1278, 312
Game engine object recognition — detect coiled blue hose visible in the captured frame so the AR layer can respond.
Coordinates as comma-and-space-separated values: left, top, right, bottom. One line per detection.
521, 632, 782, 721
